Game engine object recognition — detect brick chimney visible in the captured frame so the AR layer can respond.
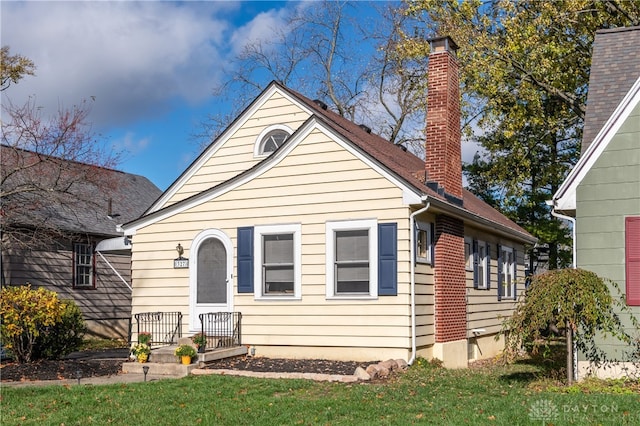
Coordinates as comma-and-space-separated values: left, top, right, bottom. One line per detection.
426, 37, 468, 365
425, 36, 462, 200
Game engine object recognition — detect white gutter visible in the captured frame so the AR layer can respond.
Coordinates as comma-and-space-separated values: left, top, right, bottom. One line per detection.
408, 200, 431, 365
96, 250, 133, 291
547, 201, 576, 268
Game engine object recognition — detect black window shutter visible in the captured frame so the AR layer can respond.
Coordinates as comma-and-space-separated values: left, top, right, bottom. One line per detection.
485, 241, 491, 290
430, 222, 435, 266
378, 223, 397, 296
472, 239, 479, 289
237, 227, 254, 293
497, 244, 503, 301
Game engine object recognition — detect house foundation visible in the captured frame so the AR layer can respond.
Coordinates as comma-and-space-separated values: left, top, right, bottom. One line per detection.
433, 339, 468, 368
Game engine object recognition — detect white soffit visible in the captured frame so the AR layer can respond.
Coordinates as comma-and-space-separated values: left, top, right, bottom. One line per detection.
95, 236, 130, 252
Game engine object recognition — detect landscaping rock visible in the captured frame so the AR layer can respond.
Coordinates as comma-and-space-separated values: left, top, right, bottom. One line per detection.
395, 359, 408, 370
354, 366, 371, 381
365, 364, 380, 379
376, 364, 390, 377
380, 359, 398, 372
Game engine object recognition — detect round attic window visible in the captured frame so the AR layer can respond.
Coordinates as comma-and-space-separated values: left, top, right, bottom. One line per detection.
259, 129, 290, 154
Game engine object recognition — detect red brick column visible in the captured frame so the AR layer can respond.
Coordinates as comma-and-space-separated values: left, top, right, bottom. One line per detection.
434, 214, 466, 342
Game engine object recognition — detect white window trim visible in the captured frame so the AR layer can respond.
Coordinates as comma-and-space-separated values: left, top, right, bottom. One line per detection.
253, 124, 294, 157
254, 223, 302, 300
325, 219, 378, 300
416, 221, 432, 264
477, 240, 489, 290
501, 246, 516, 299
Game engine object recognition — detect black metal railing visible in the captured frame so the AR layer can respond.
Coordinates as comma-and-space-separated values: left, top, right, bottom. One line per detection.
199, 312, 242, 349
134, 311, 183, 347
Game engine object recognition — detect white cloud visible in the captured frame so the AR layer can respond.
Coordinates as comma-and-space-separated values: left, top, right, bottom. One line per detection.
229, 7, 292, 56
1, 1, 238, 129
116, 131, 151, 155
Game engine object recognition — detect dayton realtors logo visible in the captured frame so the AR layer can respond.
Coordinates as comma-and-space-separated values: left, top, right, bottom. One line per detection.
528, 399, 559, 423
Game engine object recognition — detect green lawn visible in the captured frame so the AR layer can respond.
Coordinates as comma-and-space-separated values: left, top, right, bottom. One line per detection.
1, 358, 638, 425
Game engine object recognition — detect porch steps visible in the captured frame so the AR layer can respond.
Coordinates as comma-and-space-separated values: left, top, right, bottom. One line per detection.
122, 345, 248, 377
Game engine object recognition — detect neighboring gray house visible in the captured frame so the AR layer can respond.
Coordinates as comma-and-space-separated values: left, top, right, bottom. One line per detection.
1, 145, 161, 339
550, 26, 640, 378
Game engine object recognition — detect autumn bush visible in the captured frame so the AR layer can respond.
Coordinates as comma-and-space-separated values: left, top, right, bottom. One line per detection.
0, 285, 86, 363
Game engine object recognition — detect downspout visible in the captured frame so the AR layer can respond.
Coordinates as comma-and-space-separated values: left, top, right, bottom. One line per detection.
548, 201, 578, 381
408, 200, 431, 365
549, 208, 576, 269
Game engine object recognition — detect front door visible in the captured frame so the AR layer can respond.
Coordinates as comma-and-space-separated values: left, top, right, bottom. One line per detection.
189, 230, 233, 331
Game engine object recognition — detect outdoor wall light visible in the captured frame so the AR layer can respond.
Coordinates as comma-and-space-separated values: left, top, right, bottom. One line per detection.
142, 365, 150, 382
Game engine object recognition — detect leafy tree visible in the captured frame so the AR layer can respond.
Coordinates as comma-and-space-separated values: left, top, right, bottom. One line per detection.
502, 268, 639, 384
0, 46, 36, 91
402, 0, 640, 269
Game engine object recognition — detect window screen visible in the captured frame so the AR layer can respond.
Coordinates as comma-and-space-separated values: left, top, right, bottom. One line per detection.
262, 234, 294, 294
335, 229, 369, 293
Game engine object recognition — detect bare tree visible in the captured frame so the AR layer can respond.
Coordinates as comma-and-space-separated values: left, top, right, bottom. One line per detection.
1, 97, 121, 250
198, 1, 426, 153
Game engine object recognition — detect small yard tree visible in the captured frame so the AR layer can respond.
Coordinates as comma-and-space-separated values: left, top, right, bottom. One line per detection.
502, 268, 639, 384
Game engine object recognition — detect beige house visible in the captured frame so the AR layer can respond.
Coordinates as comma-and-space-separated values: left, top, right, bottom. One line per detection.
121, 37, 535, 367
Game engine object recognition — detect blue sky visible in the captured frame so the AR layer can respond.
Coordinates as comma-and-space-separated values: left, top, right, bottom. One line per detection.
2, 1, 480, 191
1, 1, 302, 190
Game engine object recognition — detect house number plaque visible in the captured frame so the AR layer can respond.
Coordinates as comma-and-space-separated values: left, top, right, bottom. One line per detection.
174, 258, 189, 269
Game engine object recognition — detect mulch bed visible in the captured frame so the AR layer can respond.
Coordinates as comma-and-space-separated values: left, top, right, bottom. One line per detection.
0, 354, 375, 382
204, 356, 372, 376
1, 359, 123, 382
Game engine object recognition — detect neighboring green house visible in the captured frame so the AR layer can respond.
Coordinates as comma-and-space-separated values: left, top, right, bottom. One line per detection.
550, 26, 640, 379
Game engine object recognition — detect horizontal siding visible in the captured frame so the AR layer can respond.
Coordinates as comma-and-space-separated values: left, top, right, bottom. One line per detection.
3, 245, 132, 337
464, 226, 523, 335
575, 101, 640, 353
164, 93, 310, 206
132, 129, 413, 351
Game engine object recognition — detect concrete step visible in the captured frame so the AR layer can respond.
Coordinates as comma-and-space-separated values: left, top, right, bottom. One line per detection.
122, 361, 198, 377
127, 345, 248, 373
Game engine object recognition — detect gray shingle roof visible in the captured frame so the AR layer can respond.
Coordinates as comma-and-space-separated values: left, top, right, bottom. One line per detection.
582, 26, 640, 152
1, 145, 162, 238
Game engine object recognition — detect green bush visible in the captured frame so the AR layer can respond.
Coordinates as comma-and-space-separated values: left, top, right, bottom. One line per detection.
0, 285, 86, 363
33, 300, 86, 360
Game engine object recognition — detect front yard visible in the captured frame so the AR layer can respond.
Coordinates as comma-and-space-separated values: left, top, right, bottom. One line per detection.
2, 355, 639, 425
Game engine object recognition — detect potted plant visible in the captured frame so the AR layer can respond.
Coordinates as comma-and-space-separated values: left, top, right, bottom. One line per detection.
191, 332, 207, 353
138, 331, 152, 345
174, 344, 197, 365
131, 342, 151, 363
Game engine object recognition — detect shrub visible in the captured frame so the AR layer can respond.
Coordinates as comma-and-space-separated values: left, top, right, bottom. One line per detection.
33, 300, 86, 360
0, 285, 86, 363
